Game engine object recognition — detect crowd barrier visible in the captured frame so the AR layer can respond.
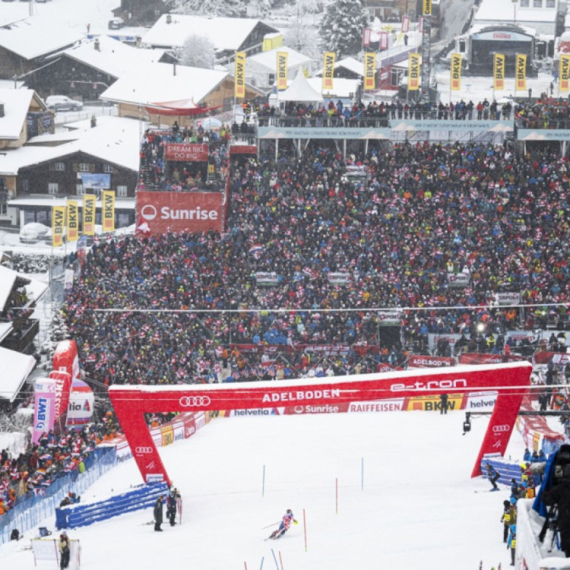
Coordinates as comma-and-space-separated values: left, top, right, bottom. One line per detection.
480, 456, 524, 487
55, 483, 168, 530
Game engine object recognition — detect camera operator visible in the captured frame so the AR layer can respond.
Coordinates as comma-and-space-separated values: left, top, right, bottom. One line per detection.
543, 463, 570, 557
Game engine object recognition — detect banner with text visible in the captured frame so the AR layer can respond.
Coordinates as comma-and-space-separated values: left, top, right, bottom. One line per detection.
66, 200, 79, 242
561, 54, 570, 92
494, 54, 505, 91
235, 51, 246, 99
516, 54, 526, 91
364, 52, 376, 90
323, 52, 335, 91
277, 51, 289, 90
52, 205, 65, 248
408, 53, 420, 91
102, 190, 115, 233
165, 143, 209, 162
450, 53, 462, 91
83, 194, 96, 236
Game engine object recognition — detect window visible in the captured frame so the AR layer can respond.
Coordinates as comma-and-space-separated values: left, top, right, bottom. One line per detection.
117, 185, 128, 197
55, 162, 65, 171
76, 184, 85, 196
22, 179, 29, 192
103, 164, 113, 173
78, 163, 91, 172
48, 183, 59, 194
533, 0, 542, 7
546, 0, 555, 7
268, 74, 275, 85
520, 0, 529, 6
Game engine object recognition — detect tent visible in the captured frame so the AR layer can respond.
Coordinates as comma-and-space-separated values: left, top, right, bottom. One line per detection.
144, 99, 220, 117
279, 71, 324, 103
0, 346, 36, 402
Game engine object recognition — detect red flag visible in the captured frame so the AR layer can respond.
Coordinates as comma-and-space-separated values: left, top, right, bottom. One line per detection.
48, 371, 72, 434
363, 28, 371, 47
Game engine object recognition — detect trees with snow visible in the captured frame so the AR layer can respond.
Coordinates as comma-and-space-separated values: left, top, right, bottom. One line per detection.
168, 0, 244, 17
37, 304, 69, 370
180, 34, 216, 68
319, 0, 369, 58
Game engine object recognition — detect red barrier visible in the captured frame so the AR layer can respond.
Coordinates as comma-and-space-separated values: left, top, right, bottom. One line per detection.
109, 363, 531, 485
53, 340, 79, 382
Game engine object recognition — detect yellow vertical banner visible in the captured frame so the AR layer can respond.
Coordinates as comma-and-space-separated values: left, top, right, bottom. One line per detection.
67, 200, 79, 243
494, 54, 505, 91
423, 0, 432, 15
235, 51, 246, 99
52, 206, 65, 248
102, 190, 115, 233
408, 53, 420, 91
515, 54, 526, 92
560, 54, 570, 92
83, 194, 96, 236
276, 51, 288, 91
323, 52, 335, 91
450, 53, 462, 91
364, 52, 376, 90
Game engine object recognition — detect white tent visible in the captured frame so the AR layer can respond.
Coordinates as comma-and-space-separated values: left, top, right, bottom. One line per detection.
0, 346, 36, 402
279, 71, 324, 103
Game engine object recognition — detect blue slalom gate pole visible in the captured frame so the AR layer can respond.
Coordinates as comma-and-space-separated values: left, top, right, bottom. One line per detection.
271, 549, 279, 570
259, 556, 264, 570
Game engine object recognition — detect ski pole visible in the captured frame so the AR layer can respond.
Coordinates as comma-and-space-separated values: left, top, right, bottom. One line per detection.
262, 521, 280, 529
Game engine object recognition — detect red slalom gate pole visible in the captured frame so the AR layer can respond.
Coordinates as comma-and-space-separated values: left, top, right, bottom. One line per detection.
303, 508, 308, 552
279, 551, 284, 570
336, 478, 338, 515
244, 563, 248, 570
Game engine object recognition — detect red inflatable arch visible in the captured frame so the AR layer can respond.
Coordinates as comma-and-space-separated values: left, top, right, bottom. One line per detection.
109, 362, 532, 485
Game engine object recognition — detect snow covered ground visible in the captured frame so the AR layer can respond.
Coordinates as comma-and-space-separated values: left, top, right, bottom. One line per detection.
1, 409, 527, 570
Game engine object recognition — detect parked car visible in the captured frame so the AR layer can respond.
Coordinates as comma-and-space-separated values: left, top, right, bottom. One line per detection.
45, 96, 83, 112
41, 227, 67, 245
108, 18, 125, 30
19, 223, 50, 244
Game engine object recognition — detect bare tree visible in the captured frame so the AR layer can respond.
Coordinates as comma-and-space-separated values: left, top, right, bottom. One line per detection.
180, 34, 216, 68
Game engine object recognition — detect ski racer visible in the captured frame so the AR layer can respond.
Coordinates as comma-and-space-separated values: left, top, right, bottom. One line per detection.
269, 509, 298, 539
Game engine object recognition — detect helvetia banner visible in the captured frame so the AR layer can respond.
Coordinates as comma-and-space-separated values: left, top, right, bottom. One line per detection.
49, 370, 72, 434
561, 54, 570, 92
494, 54, 505, 91
83, 194, 96, 235
323, 52, 335, 91
450, 53, 462, 91
102, 190, 115, 233
52, 205, 65, 247
408, 53, 420, 91
136, 191, 223, 235
364, 52, 376, 90
516, 54, 526, 91
276, 51, 288, 90
66, 200, 79, 242
235, 51, 246, 99
32, 379, 57, 444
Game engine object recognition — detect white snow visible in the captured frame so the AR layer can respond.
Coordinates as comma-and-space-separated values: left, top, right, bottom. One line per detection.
246, 46, 313, 73
0, 409, 529, 569
0, 88, 42, 141
0, 346, 36, 403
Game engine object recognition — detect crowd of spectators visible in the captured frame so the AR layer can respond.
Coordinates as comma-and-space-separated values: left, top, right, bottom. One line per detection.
61, 138, 570, 388
515, 98, 570, 129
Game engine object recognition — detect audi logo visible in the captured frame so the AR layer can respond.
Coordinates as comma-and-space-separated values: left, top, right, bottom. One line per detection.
492, 425, 511, 433
135, 447, 153, 454
179, 396, 211, 408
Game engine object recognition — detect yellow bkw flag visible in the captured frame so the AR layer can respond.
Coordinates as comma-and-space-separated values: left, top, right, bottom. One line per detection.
52, 206, 66, 248
102, 190, 115, 233
515, 54, 526, 92
560, 54, 570, 92
83, 194, 96, 236
450, 53, 462, 91
408, 53, 420, 91
423, 0, 432, 15
494, 54, 505, 91
235, 51, 246, 99
364, 52, 376, 90
276, 51, 288, 91
66, 200, 79, 242
323, 52, 335, 91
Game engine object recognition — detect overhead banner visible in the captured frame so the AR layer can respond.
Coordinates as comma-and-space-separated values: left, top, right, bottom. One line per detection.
83, 194, 96, 236
516, 54, 526, 91
109, 362, 532, 485
136, 191, 223, 235
323, 51, 335, 91
364, 52, 376, 90
408, 53, 420, 91
102, 190, 115, 233
561, 54, 570, 92
494, 54, 505, 91
165, 143, 209, 162
235, 51, 246, 99
450, 53, 462, 91
276, 51, 288, 90
66, 200, 79, 242
52, 205, 65, 248
423, 0, 432, 15
32, 379, 57, 444
80, 173, 110, 190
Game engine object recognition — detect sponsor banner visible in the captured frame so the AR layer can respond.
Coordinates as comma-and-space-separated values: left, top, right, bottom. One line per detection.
277, 51, 288, 90
389, 119, 514, 132
80, 173, 110, 190
348, 399, 405, 413
284, 403, 349, 414
32, 379, 57, 444
377, 310, 402, 326
164, 143, 209, 162
323, 51, 335, 91
495, 292, 521, 305
226, 343, 354, 357
48, 371, 72, 433
447, 272, 469, 287
229, 145, 257, 155
517, 397, 565, 452
230, 408, 276, 417
561, 54, 570, 92
66, 201, 79, 242
83, 194, 96, 236
380, 32, 389, 50
327, 272, 351, 285
66, 378, 94, 426
255, 272, 279, 286
534, 352, 570, 365
407, 394, 463, 412
102, 190, 115, 233
428, 333, 466, 353
450, 53, 462, 91
472, 31, 533, 42
136, 191, 223, 235
363, 28, 371, 47
235, 51, 246, 99
408, 53, 420, 91
494, 54, 505, 91
518, 129, 570, 141
423, 0, 432, 15
505, 330, 539, 345
458, 353, 526, 365
364, 52, 376, 90
463, 391, 497, 411
53, 339, 80, 382
52, 206, 65, 248
257, 126, 392, 140
408, 355, 455, 368
161, 425, 174, 447
402, 15, 410, 33
516, 54, 526, 91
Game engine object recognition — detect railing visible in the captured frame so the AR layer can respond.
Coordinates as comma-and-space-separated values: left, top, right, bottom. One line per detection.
515, 117, 570, 130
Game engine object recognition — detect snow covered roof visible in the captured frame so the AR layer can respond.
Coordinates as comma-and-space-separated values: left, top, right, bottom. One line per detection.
247, 46, 312, 72
0, 346, 36, 402
0, 322, 11, 344
9, 196, 135, 210
475, 0, 556, 24
468, 23, 538, 37
0, 88, 44, 141
306, 78, 360, 99
100, 62, 229, 107
0, 117, 142, 175
0, 16, 84, 60
48, 36, 166, 79
334, 57, 365, 77
143, 15, 276, 52
0, 265, 17, 311
280, 71, 323, 103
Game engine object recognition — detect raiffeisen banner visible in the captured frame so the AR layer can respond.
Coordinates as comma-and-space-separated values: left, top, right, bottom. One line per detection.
136, 191, 223, 235
32, 379, 57, 444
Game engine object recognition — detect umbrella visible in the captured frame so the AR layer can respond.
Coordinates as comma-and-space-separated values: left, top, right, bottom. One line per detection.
200, 117, 222, 130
